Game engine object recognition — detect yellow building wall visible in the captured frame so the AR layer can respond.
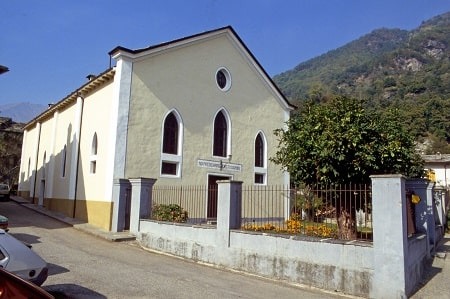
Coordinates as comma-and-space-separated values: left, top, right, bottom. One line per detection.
75, 81, 115, 230
125, 34, 289, 186
76, 81, 114, 200
73, 200, 113, 231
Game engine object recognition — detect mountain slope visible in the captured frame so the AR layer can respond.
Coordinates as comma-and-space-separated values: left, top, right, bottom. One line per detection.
0, 102, 47, 123
273, 12, 450, 153
273, 12, 450, 105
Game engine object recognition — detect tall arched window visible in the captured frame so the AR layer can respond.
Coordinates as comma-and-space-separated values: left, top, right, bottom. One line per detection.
90, 133, 98, 174
255, 133, 264, 168
61, 145, 67, 177
254, 132, 267, 185
42, 151, 47, 178
163, 113, 178, 154
161, 110, 183, 177
213, 110, 228, 157
92, 133, 98, 155
27, 158, 31, 178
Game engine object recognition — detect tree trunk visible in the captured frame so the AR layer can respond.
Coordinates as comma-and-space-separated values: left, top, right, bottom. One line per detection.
337, 208, 356, 240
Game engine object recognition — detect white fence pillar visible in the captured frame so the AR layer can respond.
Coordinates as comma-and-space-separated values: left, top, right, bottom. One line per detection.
217, 180, 242, 248
433, 187, 446, 230
371, 174, 408, 298
406, 179, 436, 256
129, 178, 157, 234
111, 178, 131, 232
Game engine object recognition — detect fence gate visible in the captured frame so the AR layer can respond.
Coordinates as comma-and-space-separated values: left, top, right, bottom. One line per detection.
207, 175, 231, 220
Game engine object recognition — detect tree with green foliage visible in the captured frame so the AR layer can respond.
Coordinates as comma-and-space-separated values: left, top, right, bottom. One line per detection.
271, 96, 424, 239
272, 96, 423, 185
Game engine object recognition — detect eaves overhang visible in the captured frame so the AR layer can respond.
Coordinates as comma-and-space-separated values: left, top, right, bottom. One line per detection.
24, 68, 116, 130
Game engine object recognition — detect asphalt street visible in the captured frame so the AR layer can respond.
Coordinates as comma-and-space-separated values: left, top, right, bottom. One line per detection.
1, 200, 349, 299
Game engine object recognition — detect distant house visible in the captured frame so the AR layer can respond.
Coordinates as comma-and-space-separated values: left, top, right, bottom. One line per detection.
422, 153, 450, 188
18, 26, 295, 231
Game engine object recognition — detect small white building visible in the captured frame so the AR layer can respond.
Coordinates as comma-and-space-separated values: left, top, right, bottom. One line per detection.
18, 26, 295, 231
423, 153, 450, 188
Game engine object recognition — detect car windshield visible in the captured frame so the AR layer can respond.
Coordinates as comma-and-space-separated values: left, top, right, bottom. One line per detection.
0, 185, 9, 190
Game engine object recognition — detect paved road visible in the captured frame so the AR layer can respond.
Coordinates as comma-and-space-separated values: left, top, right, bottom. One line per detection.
1, 200, 348, 299
410, 234, 450, 299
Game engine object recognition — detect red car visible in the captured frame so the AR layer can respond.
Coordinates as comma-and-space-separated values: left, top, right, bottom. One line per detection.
0, 267, 54, 298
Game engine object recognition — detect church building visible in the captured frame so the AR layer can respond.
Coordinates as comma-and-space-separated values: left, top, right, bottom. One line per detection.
18, 26, 294, 231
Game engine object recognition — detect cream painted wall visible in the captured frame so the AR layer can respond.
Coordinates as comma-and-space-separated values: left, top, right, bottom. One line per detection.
50, 104, 77, 199
76, 81, 114, 202
125, 34, 289, 186
33, 117, 55, 199
18, 127, 37, 193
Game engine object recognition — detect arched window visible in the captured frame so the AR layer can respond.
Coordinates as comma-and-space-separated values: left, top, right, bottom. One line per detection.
92, 133, 98, 155
254, 132, 267, 185
161, 110, 183, 177
90, 133, 98, 174
27, 158, 31, 178
213, 110, 229, 157
62, 124, 71, 178
162, 113, 178, 154
61, 145, 67, 177
42, 151, 47, 178
255, 133, 264, 168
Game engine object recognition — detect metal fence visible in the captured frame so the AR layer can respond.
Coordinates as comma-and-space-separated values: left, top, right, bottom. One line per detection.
150, 183, 373, 241
241, 184, 373, 241
151, 185, 213, 225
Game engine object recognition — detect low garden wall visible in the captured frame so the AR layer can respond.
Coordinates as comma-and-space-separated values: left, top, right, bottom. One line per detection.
138, 220, 373, 297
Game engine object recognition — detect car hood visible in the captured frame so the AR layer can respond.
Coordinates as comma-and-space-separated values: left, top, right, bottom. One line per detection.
0, 231, 47, 272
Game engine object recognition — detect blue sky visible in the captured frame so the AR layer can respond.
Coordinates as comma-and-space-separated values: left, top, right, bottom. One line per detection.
0, 1, 449, 106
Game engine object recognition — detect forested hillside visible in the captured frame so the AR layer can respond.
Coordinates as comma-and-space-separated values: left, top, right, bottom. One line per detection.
0, 117, 23, 188
274, 12, 450, 154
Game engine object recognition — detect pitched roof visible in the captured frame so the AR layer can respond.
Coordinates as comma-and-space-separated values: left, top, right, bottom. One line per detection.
109, 26, 295, 110
423, 154, 450, 163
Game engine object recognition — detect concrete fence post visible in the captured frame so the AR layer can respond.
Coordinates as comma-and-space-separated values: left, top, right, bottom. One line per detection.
433, 187, 446, 229
217, 180, 243, 248
371, 174, 408, 298
111, 178, 131, 232
406, 179, 435, 255
129, 178, 157, 234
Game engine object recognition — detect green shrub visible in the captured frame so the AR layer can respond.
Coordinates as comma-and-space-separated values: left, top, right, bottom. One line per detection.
152, 204, 188, 223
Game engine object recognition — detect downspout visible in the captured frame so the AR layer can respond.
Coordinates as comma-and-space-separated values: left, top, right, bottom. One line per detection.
72, 94, 84, 218
32, 123, 42, 203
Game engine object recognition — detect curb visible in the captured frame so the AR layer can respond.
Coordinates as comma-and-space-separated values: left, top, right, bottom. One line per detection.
9, 196, 135, 242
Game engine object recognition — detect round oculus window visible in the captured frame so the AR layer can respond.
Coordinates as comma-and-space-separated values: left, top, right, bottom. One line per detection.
216, 68, 231, 91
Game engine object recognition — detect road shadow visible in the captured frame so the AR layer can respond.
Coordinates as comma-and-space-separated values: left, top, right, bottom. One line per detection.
9, 232, 43, 245
44, 284, 106, 299
410, 234, 450, 296
0, 200, 78, 230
